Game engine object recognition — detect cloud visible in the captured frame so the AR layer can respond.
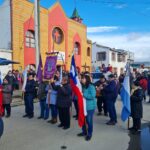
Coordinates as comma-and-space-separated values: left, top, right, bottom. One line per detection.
87, 26, 120, 33
108, 3, 127, 9
88, 32, 150, 62
114, 4, 127, 9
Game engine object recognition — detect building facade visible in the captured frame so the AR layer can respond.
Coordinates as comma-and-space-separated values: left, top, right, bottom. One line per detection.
92, 42, 134, 75
0, 0, 92, 72
0, 0, 12, 79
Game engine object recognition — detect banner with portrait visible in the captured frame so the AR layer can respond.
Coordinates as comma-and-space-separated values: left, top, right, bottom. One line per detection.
44, 56, 57, 79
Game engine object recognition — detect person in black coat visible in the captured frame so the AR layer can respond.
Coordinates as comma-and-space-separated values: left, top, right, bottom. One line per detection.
23, 73, 36, 119
51, 75, 72, 130
95, 75, 108, 116
129, 81, 143, 134
103, 74, 118, 125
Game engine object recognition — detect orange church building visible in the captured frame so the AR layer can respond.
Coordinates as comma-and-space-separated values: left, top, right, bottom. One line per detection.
11, 0, 92, 72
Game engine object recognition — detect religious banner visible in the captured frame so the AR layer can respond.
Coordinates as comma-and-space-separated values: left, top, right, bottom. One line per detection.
44, 56, 57, 79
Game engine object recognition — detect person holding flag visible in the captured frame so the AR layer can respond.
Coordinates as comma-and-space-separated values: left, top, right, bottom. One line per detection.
120, 63, 131, 122
70, 55, 96, 141
79, 74, 96, 141
129, 81, 143, 134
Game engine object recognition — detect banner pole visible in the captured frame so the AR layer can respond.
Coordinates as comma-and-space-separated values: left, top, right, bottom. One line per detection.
127, 117, 130, 129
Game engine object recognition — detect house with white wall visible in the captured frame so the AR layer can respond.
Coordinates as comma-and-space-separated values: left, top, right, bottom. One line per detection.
0, 0, 12, 79
92, 42, 134, 75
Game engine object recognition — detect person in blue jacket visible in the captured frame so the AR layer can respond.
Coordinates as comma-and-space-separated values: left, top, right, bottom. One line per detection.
104, 74, 118, 125
78, 74, 96, 141
23, 73, 36, 119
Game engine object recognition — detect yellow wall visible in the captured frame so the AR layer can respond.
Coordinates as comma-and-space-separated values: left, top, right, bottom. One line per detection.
12, 0, 48, 71
12, 1, 92, 72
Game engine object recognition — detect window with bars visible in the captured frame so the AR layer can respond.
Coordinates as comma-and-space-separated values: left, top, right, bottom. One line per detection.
111, 52, 116, 61
117, 54, 123, 62
96, 52, 106, 61
74, 42, 80, 55
25, 30, 35, 48
122, 55, 126, 62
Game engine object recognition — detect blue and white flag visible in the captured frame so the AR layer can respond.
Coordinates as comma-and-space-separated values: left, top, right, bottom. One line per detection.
120, 63, 131, 122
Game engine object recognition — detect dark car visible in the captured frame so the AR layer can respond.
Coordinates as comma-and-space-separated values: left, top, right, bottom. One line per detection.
0, 118, 4, 138
91, 72, 103, 83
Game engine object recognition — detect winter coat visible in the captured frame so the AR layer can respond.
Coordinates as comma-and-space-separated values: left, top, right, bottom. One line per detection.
37, 81, 47, 100
104, 80, 118, 102
131, 88, 143, 119
2, 84, 12, 104
25, 79, 36, 97
46, 81, 60, 105
83, 84, 96, 111
52, 83, 72, 108
5, 75, 16, 89
139, 78, 148, 91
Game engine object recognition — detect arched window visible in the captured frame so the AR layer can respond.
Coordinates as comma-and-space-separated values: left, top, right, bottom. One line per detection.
25, 30, 35, 48
87, 47, 90, 57
74, 42, 80, 55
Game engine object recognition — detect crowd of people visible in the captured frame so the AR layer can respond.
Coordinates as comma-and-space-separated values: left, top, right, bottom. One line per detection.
0, 68, 150, 140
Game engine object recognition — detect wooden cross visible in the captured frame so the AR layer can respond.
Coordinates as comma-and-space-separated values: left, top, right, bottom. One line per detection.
54, 30, 60, 43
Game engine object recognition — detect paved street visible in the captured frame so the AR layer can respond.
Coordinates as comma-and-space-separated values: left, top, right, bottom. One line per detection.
0, 99, 150, 150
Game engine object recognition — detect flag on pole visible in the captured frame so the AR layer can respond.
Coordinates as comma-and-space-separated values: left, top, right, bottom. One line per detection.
59, 66, 62, 83
22, 66, 29, 91
36, 55, 43, 82
70, 55, 87, 127
120, 63, 131, 121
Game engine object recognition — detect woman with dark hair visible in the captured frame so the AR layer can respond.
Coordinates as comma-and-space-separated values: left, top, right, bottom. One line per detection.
78, 75, 96, 141
129, 81, 143, 134
2, 78, 12, 118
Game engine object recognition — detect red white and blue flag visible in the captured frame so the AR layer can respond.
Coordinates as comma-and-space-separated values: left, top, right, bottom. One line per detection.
70, 55, 87, 127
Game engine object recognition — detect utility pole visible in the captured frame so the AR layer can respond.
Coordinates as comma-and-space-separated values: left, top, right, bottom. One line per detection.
34, 0, 40, 72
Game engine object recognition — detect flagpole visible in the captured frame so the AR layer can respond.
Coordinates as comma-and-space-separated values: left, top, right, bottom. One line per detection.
127, 117, 130, 129
34, 0, 40, 72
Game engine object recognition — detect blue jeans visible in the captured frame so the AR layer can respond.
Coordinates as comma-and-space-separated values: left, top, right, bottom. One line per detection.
24, 94, 34, 116
50, 104, 58, 118
39, 100, 49, 119
82, 110, 95, 137
107, 100, 117, 122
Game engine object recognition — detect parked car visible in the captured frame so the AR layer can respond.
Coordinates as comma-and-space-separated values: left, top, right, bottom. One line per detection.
91, 72, 103, 83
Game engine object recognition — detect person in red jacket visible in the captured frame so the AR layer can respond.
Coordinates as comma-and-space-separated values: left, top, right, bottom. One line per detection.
139, 76, 148, 101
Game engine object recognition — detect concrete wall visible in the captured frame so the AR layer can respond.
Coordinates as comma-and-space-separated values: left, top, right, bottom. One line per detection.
92, 43, 110, 69
92, 43, 129, 75
0, 49, 12, 80
0, 0, 11, 50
